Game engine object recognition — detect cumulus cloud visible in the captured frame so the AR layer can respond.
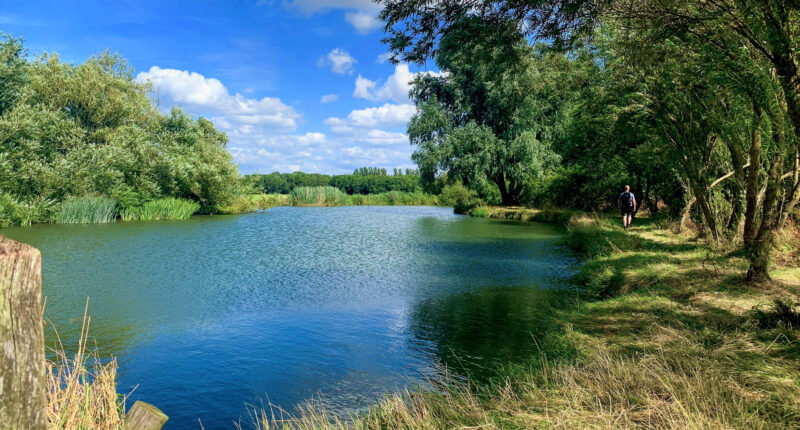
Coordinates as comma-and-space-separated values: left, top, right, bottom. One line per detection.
320, 93, 339, 103
136, 66, 299, 130
353, 64, 446, 104
325, 103, 415, 128
317, 48, 357, 75
344, 11, 381, 34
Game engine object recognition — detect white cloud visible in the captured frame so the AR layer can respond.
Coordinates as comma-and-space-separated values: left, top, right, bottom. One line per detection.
320, 94, 339, 103
284, 0, 379, 14
376, 52, 393, 64
317, 48, 357, 75
282, 0, 381, 34
136, 66, 299, 130
344, 11, 381, 34
325, 103, 416, 128
353, 64, 446, 104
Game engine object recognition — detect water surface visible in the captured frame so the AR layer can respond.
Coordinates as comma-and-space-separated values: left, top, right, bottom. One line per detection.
1, 206, 578, 428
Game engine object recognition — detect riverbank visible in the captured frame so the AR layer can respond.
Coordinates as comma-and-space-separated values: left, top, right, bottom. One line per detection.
259, 212, 800, 428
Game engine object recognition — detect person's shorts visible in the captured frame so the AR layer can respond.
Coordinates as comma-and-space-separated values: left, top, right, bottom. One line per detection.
621, 208, 633, 216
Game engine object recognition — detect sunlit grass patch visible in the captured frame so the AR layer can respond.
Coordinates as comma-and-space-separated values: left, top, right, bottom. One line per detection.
56, 197, 117, 224
120, 197, 199, 221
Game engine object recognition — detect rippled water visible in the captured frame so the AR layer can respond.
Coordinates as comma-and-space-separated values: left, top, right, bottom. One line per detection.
1, 206, 578, 429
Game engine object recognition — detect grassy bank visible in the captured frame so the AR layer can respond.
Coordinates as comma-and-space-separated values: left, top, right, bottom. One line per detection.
252, 212, 800, 429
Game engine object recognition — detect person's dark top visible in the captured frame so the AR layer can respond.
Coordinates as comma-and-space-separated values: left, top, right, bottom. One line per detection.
619, 191, 635, 210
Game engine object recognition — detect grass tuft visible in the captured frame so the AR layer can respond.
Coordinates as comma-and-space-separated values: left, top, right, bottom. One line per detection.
120, 198, 199, 221
47, 302, 126, 429
56, 197, 117, 224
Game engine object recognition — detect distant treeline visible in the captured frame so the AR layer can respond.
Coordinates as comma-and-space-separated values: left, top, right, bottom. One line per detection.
243, 168, 422, 195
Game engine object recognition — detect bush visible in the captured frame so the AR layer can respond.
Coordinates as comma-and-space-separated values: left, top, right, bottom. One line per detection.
57, 197, 117, 224
470, 206, 489, 217
440, 183, 480, 214
0, 193, 57, 227
290, 186, 349, 206
120, 198, 199, 221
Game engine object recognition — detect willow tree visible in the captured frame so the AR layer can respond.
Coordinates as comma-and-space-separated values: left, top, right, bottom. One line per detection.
407, 18, 561, 205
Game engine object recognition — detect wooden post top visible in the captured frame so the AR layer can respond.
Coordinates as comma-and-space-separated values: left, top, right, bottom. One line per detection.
125, 401, 169, 430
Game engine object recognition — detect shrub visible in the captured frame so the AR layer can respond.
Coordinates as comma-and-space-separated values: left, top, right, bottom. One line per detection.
0, 193, 57, 227
470, 206, 489, 217
57, 197, 117, 224
440, 183, 480, 214
290, 186, 349, 206
120, 197, 199, 221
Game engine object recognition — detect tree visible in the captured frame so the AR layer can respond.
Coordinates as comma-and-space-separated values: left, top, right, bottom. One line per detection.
408, 18, 561, 205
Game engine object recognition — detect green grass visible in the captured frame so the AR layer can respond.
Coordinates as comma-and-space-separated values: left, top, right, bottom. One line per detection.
119, 197, 199, 221
56, 197, 117, 224
217, 193, 291, 214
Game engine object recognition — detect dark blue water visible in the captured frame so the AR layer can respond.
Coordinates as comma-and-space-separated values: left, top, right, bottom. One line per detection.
1, 206, 578, 428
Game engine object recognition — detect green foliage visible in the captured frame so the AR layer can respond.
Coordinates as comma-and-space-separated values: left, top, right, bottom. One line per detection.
408, 21, 562, 205
290, 186, 349, 206
440, 183, 480, 214
57, 197, 117, 224
119, 198, 199, 221
0, 193, 57, 227
329, 172, 421, 195
348, 191, 438, 206
469, 206, 489, 218
0, 37, 240, 226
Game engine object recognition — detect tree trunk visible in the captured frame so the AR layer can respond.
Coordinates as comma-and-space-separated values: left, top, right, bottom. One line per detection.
746, 153, 784, 282
726, 142, 746, 237
743, 115, 762, 245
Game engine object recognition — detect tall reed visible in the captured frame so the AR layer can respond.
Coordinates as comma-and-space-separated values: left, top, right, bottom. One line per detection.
290, 186, 349, 206
120, 197, 199, 221
56, 197, 117, 224
47, 302, 126, 429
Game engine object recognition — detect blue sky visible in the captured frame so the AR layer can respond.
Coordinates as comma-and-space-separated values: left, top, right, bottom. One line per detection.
0, 0, 441, 174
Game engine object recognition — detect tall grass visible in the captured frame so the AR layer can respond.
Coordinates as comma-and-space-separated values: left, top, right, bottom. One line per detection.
56, 197, 117, 224
120, 198, 199, 221
217, 193, 291, 214
290, 186, 349, 206
47, 303, 126, 429
348, 191, 438, 206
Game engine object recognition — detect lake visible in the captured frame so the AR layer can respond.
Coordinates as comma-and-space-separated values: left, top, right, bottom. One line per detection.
0, 206, 579, 429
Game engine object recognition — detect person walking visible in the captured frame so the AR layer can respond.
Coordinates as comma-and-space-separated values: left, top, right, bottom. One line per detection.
618, 185, 636, 230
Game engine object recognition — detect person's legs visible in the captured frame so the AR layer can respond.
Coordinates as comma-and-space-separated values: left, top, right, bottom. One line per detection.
621, 211, 627, 228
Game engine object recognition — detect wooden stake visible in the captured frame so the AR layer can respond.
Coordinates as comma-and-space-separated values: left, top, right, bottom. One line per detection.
0, 235, 46, 430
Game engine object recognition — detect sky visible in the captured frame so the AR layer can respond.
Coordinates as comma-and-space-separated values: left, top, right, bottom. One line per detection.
0, 0, 441, 174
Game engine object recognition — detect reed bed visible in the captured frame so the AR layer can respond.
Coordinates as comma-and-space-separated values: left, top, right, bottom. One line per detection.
56, 197, 117, 224
46, 303, 126, 430
120, 197, 199, 221
290, 186, 349, 206
348, 191, 438, 206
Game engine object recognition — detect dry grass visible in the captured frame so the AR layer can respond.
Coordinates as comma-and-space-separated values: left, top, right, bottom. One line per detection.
46, 301, 126, 430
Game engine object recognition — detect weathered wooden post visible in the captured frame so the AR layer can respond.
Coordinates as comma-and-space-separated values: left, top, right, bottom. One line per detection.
126, 401, 169, 429
0, 235, 46, 430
